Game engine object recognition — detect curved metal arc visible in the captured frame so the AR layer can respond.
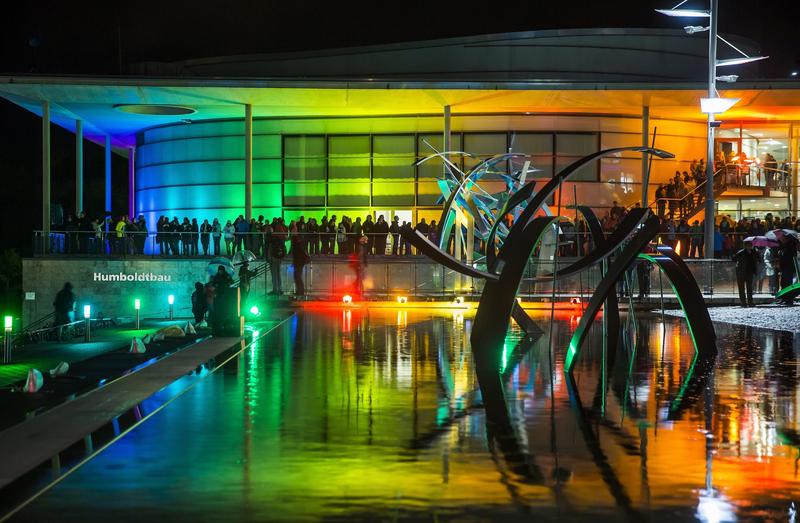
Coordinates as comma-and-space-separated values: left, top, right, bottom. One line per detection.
399, 228, 499, 282
491, 147, 673, 273
638, 250, 717, 351
776, 282, 800, 301
529, 208, 649, 283
564, 215, 661, 374
485, 180, 537, 269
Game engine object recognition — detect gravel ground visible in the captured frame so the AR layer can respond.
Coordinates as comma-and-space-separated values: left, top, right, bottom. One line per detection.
662, 304, 800, 333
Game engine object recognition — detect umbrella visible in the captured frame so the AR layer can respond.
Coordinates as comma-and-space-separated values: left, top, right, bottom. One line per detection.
743, 236, 779, 247
231, 250, 257, 267
765, 229, 800, 242
207, 257, 235, 277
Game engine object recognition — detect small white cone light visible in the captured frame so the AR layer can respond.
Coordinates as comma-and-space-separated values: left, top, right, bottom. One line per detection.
142, 334, 152, 344
129, 337, 147, 354
24, 369, 44, 393
153, 332, 166, 342
185, 322, 196, 335
49, 361, 69, 378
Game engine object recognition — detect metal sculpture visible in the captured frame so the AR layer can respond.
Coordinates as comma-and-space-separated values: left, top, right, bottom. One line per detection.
403, 146, 717, 429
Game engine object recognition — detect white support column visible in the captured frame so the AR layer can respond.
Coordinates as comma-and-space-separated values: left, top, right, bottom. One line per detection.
105, 135, 112, 220
75, 119, 83, 213
703, 0, 719, 260
42, 102, 51, 250
128, 147, 135, 219
790, 123, 798, 216
641, 105, 650, 207
244, 104, 253, 220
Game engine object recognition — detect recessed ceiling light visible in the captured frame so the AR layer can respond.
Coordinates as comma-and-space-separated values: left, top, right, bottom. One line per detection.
114, 104, 196, 116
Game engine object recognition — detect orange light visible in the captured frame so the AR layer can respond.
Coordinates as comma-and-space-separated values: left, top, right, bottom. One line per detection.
397, 296, 408, 304
342, 295, 353, 304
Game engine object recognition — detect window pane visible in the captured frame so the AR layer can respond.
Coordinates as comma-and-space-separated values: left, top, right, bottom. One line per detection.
329, 135, 369, 156
374, 135, 414, 156
284, 158, 325, 181
284, 136, 325, 158
283, 182, 325, 206
418, 134, 462, 179
328, 182, 369, 207
373, 157, 414, 179
373, 181, 415, 206
418, 180, 444, 206
328, 158, 369, 180
556, 134, 598, 156
510, 133, 553, 156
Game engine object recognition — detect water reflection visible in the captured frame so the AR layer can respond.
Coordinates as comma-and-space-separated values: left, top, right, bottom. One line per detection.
12, 309, 800, 522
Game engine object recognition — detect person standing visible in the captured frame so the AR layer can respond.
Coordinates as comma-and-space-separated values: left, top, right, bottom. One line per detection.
53, 282, 75, 326
190, 218, 200, 256
778, 235, 798, 305
689, 220, 703, 258
353, 235, 369, 297
362, 214, 375, 255
290, 222, 309, 297
200, 219, 212, 256
238, 261, 257, 309
191, 282, 207, 324
389, 216, 401, 255
269, 218, 288, 295
135, 215, 147, 254
374, 215, 389, 255
223, 219, 235, 255
732, 240, 759, 307
211, 218, 222, 256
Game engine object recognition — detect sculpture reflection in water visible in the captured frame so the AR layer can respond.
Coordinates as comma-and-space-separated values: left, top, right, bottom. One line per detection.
401, 146, 719, 482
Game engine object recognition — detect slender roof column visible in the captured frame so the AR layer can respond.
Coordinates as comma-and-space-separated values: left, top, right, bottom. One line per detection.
105, 135, 112, 229
245, 104, 253, 220
641, 105, 650, 207
42, 101, 51, 253
128, 147, 135, 220
75, 119, 83, 214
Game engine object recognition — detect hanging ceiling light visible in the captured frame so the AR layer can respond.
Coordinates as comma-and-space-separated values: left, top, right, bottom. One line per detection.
700, 97, 740, 114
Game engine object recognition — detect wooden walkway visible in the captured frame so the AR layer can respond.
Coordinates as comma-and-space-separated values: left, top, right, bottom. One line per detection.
0, 336, 244, 490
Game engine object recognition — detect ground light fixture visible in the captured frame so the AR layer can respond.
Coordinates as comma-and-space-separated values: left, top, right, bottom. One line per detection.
3, 315, 11, 363
83, 305, 91, 342
134, 298, 141, 329
168, 294, 175, 320
397, 296, 408, 304
342, 295, 353, 304
454, 296, 465, 305
249, 305, 260, 316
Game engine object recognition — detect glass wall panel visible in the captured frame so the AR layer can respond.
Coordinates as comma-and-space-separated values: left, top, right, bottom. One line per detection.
555, 133, 599, 181
253, 183, 283, 208
328, 182, 370, 207
417, 134, 462, 179
329, 136, 370, 182
373, 135, 415, 180
284, 158, 325, 181
283, 182, 326, 206
284, 136, 325, 158
253, 135, 281, 157
253, 159, 281, 183
464, 133, 508, 180
373, 181, 415, 206
418, 181, 443, 206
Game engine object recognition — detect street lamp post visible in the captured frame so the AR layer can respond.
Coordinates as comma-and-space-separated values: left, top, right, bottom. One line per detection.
704, 0, 718, 261
656, 0, 767, 273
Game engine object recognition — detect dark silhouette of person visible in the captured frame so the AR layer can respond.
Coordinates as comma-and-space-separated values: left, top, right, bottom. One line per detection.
191, 281, 207, 323
732, 240, 759, 307
291, 225, 309, 297
53, 282, 75, 326
238, 261, 257, 307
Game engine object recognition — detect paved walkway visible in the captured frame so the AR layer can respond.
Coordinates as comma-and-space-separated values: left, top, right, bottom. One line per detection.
663, 304, 800, 333
0, 319, 195, 388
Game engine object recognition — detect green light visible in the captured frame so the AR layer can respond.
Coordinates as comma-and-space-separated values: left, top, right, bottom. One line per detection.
4, 316, 12, 331
134, 299, 141, 310
249, 305, 259, 315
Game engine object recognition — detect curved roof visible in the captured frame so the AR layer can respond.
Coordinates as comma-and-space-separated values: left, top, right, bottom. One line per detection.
132, 28, 761, 83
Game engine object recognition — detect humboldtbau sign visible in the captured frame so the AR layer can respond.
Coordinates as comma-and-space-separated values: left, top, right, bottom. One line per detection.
93, 272, 172, 282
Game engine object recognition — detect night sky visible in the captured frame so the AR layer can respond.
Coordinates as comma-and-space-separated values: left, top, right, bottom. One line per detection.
1, 0, 799, 254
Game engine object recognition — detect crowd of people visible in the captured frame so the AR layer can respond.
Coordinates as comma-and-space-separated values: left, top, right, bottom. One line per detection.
46, 212, 442, 258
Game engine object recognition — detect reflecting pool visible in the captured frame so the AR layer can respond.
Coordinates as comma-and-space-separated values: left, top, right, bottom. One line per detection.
12, 308, 800, 522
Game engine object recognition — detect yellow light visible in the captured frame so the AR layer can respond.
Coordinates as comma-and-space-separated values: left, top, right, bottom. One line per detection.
83, 305, 91, 319
342, 295, 353, 304
454, 296, 465, 304
168, 294, 175, 305
397, 296, 408, 304
134, 299, 141, 310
